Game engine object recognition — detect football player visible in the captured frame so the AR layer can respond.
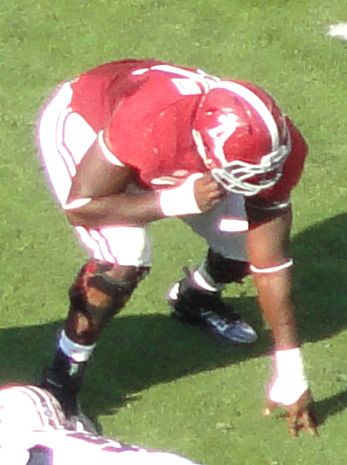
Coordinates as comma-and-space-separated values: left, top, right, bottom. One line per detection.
0, 384, 200, 465
36, 59, 317, 436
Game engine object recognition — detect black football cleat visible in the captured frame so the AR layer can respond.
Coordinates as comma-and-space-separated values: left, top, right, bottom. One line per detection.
167, 269, 257, 344
41, 351, 99, 435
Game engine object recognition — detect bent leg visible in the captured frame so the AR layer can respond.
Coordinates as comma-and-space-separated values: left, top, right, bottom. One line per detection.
66, 260, 150, 345
42, 261, 149, 419
41, 227, 151, 421
38, 82, 152, 425
168, 194, 256, 343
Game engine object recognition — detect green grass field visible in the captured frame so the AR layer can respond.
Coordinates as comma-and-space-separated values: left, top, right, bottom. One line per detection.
0, 0, 346, 463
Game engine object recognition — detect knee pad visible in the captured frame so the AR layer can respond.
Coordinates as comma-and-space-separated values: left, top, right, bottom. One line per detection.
203, 248, 250, 284
68, 261, 150, 329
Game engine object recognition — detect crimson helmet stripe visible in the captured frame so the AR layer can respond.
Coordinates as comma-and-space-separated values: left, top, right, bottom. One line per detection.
217, 81, 281, 152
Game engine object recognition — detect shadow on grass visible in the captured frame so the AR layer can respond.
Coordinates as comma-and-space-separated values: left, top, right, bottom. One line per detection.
0, 313, 270, 419
0, 213, 345, 424
291, 212, 347, 343
314, 388, 347, 427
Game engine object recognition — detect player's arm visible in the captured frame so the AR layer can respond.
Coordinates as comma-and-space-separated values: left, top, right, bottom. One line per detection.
64, 136, 163, 226
246, 209, 317, 436
64, 135, 222, 228
247, 208, 296, 348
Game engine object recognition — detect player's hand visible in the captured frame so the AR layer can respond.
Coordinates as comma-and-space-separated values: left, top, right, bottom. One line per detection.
263, 389, 318, 437
194, 172, 225, 212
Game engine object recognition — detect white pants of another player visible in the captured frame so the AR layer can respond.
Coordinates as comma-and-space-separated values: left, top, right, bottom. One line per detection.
0, 429, 201, 465
37, 82, 248, 267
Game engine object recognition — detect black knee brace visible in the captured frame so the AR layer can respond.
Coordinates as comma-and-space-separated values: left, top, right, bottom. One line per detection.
204, 248, 250, 284
68, 260, 149, 329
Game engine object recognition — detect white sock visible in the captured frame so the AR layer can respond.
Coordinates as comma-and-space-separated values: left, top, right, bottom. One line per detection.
59, 331, 96, 363
194, 266, 225, 292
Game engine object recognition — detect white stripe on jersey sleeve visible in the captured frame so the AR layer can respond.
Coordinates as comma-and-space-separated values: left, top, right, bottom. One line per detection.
98, 131, 125, 167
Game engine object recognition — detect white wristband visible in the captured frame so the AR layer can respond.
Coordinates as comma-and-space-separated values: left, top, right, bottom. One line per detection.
269, 348, 308, 406
158, 173, 203, 217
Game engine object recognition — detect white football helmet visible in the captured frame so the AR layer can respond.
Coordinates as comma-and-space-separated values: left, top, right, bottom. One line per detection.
0, 384, 69, 433
192, 80, 292, 196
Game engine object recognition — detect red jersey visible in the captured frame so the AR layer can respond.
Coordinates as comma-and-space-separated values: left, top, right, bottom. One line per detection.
70, 59, 207, 186
69, 59, 307, 202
